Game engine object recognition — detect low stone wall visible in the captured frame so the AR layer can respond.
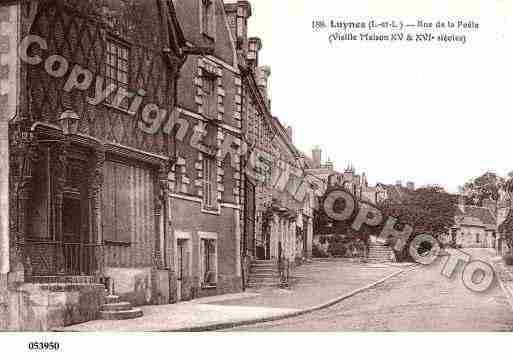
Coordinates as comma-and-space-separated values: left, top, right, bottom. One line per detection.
197, 275, 242, 299
1, 282, 105, 331
104, 267, 174, 306
152, 269, 171, 305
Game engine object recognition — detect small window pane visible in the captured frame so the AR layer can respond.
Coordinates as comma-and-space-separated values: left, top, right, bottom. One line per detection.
104, 39, 130, 108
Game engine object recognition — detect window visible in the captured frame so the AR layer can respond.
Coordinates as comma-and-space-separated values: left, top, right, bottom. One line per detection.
202, 74, 217, 119
175, 163, 185, 193
105, 39, 130, 109
201, 0, 215, 39
177, 239, 190, 281
201, 238, 217, 287
476, 233, 480, 243
203, 157, 217, 210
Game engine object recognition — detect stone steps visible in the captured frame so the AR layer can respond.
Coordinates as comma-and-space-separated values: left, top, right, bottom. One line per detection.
105, 295, 121, 304
251, 263, 279, 268
368, 244, 394, 263
246, 279, 281, 288
99, 308, 144, 321
249, 272, 281, 278
99, 293, 144, 320
101, 301, 132, 312
247, 260, 281, 288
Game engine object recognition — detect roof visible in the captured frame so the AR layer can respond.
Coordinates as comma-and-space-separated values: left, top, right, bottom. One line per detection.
377, 184, 413, 204
173, 0, 236, 66
455, 205, 497, 230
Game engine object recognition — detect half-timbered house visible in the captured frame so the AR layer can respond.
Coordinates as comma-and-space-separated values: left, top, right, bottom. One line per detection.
2, 0, 189, 329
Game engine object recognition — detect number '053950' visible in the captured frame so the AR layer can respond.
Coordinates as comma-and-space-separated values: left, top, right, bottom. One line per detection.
28, 342, 60, 351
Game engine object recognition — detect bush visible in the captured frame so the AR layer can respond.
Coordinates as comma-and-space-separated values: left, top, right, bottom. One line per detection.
312, 242, 329, 258
328, 242, 347, 257
504, 254, 513, 266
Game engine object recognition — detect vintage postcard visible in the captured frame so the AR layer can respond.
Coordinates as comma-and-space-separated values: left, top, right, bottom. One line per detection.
0, 0, 512, 356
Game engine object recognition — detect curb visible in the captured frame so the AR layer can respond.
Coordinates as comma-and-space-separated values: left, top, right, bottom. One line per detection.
170, 264, 418, 332
492, 261, 513, 312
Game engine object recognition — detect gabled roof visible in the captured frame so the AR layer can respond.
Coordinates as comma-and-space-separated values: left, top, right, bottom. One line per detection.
455, 205, 496, 230
172, 0, 236, 66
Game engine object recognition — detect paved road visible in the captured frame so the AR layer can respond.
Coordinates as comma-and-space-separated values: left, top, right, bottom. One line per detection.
228, 249, 513, 331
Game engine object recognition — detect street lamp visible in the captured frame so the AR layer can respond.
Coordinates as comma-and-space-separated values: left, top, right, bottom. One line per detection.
58, 110, 80, 136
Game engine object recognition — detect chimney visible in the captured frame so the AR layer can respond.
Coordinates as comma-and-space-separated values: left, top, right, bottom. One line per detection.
224, 1, 252, 55
458, 195, 466, 212
312, 147, 322, 168
325, 158, 334, 171
247, 37, 262, 68
406, 181, 415, 191
256, 65, 271, 106
286, 126, 293, 141
362, 172, 368, 187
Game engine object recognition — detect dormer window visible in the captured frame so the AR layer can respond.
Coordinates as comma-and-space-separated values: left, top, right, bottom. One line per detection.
201, 0, 215, 39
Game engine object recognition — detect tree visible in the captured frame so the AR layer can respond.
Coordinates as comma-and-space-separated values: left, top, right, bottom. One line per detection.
461, 172, 505, 206
379, 185, 457, 260
500, 178, 513, 254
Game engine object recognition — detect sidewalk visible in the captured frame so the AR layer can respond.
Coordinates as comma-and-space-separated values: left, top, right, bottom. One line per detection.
60, 259, 412, 332
491, 250, 513, 311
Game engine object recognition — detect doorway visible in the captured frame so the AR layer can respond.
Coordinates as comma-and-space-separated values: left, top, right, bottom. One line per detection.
26, 145, 94, 277
176, 238, 190, 302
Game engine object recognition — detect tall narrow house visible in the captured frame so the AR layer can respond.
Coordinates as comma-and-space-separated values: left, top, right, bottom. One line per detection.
169, 0, 244, 301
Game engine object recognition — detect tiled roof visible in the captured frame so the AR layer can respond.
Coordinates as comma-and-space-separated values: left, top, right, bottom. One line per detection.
455, 205, 497, 230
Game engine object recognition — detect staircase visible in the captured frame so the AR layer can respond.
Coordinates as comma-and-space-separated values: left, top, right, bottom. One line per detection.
367, 243, 395, 263
99, 294, 144, 320
247, 260, 281, 288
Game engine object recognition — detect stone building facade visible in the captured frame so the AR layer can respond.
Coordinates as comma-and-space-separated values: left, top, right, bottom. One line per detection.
451, 201, 497, 249
1, 0, 190, 330
224, 1, 315, 286
168, 0, 244, 301
0, 0, 314, 328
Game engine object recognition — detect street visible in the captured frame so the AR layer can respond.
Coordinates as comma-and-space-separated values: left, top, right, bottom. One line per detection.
227, 249, 513, 331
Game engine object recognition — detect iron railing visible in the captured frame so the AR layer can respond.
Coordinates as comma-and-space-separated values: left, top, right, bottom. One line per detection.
24, 238, 99, 277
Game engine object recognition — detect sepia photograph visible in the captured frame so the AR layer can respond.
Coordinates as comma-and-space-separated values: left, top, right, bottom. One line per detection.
0, 0, 513, 356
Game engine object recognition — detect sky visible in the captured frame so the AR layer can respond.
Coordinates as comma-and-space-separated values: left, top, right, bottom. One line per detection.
237, 0, 513, 193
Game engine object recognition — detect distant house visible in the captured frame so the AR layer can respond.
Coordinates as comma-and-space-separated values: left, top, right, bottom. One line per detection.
375, 181, 416, 205
452, 202, 497, 248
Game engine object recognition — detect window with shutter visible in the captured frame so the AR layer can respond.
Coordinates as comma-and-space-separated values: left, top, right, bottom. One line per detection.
177, 239, 190, 280
201, 238, 217, 287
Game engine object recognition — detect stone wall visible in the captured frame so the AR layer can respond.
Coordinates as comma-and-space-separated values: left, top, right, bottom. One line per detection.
169, 198, 243, 301
1, 282, 105, 331
104, 267, 172, 307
